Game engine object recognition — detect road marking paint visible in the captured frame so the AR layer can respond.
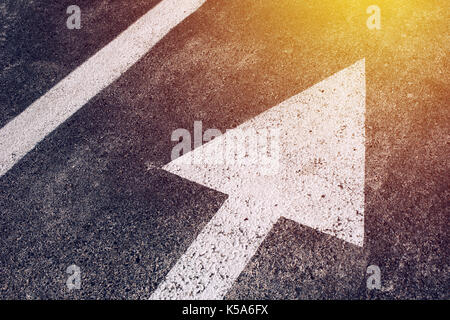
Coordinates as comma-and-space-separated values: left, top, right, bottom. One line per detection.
0, 0, 206, 177
151, 59, 366, 300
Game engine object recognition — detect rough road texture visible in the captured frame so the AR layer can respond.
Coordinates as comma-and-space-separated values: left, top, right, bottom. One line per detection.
0, 0, 448, 299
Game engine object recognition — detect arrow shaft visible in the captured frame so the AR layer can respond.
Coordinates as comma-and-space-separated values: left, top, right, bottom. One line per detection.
150, 198, 277, 300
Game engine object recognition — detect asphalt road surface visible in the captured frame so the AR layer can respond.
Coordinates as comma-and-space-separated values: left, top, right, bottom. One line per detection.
0, 0, 448, 299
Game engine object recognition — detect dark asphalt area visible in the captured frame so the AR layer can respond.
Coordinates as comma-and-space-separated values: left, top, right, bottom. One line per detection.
0, 0, 448, 299
0, 0, 162, 128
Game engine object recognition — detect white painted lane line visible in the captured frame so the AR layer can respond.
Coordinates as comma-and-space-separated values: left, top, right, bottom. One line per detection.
0, 0, 206, 177
151, 59, 366, 300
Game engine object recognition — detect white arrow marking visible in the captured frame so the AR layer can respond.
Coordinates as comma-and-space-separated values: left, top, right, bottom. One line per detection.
151, 59, 366, 300
0, 0, 206, 177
